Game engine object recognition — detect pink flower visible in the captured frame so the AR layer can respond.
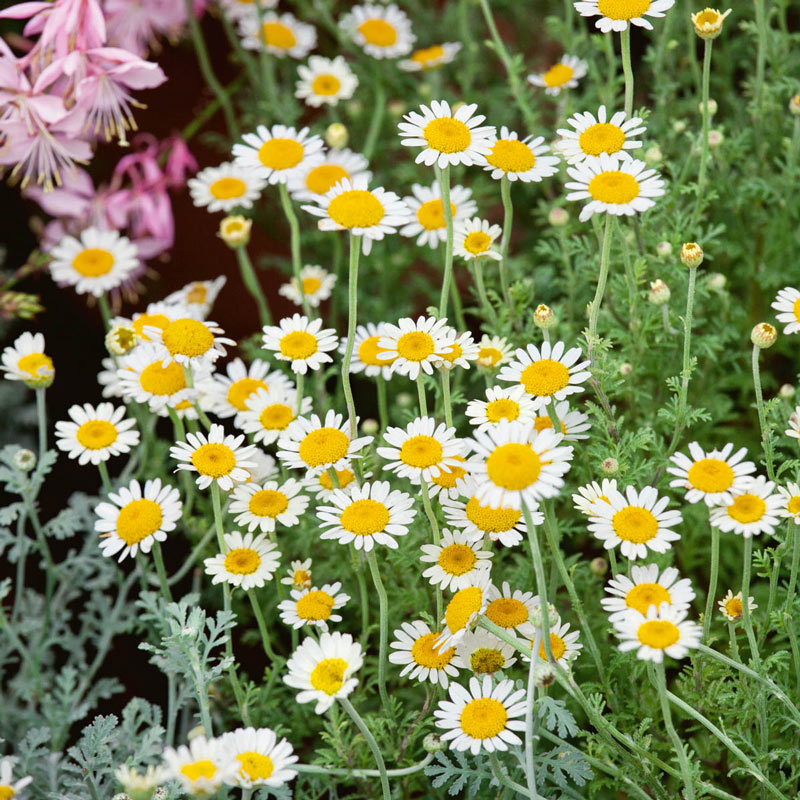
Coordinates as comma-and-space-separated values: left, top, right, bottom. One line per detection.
103, 0, 206, 56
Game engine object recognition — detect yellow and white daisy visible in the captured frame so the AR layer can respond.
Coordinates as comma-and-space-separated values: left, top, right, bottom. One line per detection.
574, 0, 676, 32
188, 162, 266, 213
613, 603, 701, 662
238, 11, 317, 58
49, 227, 139, 297
207, 357, 293, 420
485, 582, 539, 637
229, 477, 309, 533
162, 736, 237, 796
1, 331, 54, 387
787, 407, 800, 441
527, 54, 587, 96
339, 3, 414, 59
278, 265, 336, 308
148, 317, 235, 370
481, 126, 560, 183
281, 558, 312, 590
233, 124, 323, 185
771, 286, 800, 335
123, 300, 200, 345
777, 483, 800, 524
115, 764, 164, 798
305, 465, 363, 499
219, 0, 278, 21
565, 153, 666, 222
572, 478, 618, 515
589, 485, 682, 560
204, 530, 281, 589
476, 334, 513, 370
465, 385, 538, 434
668, 442, 756, 506
317, 480, 416, 551
295, 55, 358, 108
399, 42, 461, 72
531, 400, 591, 441
163, 276, 226, 319
283, 631, 363, 713
278, 582, 349, 632
497, 340, 591, 410
557, 106, 646, 165
288, 149, 371, 203
466, 421, 574, 510
398, 100, 496, 169
219, 727, 297, 789
420, 528, 493, 591
378, 416, 464, 484
530, 617, 583, 669
425, 455, 470, 501
601, 564, 695, 623
95, 478, 181, 562
389, 619, 461, 688
376, 316, 455, 380
434, 675, 526, 755
0, 756, 33, 798
438, 570, 492, 647
170, 423, 258, 491
342, 322, 396, 379
55, 402, 139, 466
277, 410, 373, 476
237, 387, 311, 445
301, 175, 410, 255
455, 628, 517, 676
262, 314, 338, 375
399, 181, 477, 249
718, 589, 756, 622
453, 217, 502, 262
432, 329, 479, 371
709, 475, 782, 538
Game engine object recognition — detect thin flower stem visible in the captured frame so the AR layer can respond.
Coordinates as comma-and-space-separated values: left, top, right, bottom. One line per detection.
35, 387, 47, 463
295, 373, 304, 417
727, 620, 741, 660
151, 540, 173, 603
338, 697, 391, 800
620, 27, 634, 119
441, 369, 453, 428
97, 460, 112, 494
753, 0, 767, 118
523, 502, 554, 663
341, 233, 361, 441
470, 259, 495, 321
587, 214, 614, 363
741, 535, 761, 666
449, 273, 467, 331
692, 40, 713, 230
278, 183, 310, 316
436, 164, 455, 318
235, 246, 272, 327
376, 377, 389, 432
703, 524, 720, 643
420, 478, 442, 623
416, 373, 428, 417
169, 522, 217, 585
253, 0, 280, 117
248, 589, 279, 661
362, 70, 386, 162
752, 343, 776, 481
499, 176, 515, 314
786, 523, 800, 613
608, 547, 618, 577
525, 630, 542, 799
366, 548, 391, 714
97, 294, 112, 330
293, 753, 433, 778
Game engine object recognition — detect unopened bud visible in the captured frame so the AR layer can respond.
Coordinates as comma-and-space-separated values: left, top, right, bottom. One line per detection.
779, 384, 795, 400
590, 557, 608, 576
644, 145, 662, 166
601, 457, 619, 476
707, 272, 726, 290
530, 602, 559, 629
751, 322, 777, 349
423, 733, 444, 753
673, 120, 687, 134
361, 418, 379, 435
13, 448, 36, 471
708, 129, 723, 148
789, 95, 800, 116
533, 662, 556, 688
699, 98, 719, 116
219, 216, 252, 248
533, 304, 557, 329
396, 392, 414, 408
680, 242, 704, 268
619, 363, 632, 376
105, 324, 138, 356
691, 8, 732, 40
0, 290, 44, 321
548, 207, 569, 227
656, 241, 673, 259
325, 122, 349, 150
648, 279, 671, 305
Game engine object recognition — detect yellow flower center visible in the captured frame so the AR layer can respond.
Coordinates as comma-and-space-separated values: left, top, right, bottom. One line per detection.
539, 633, 567, 661
248, 489, 289, 517
423, 117, 471, 153
319, 468, 356, 491
542, 63, 574, 88
727, 493, 767, 524
227, 377, 268, 411
298, 427, 349, 467
209, 176, 246, 200
597, 0, 652, 20
293, 568, 311, 586
459, 697, 508, 739
357, 18, 397, 46
328, 190, 385, 229
470, 647, 506, 674
186, 283, 208, 304
310, 657, 347, 694
637, 619, 680, 649
224, 547, 261, 575
465, 497, 521, 534
396, 330, 435, 361
520, 359, 570, 396
724, 596, 743, 619
478, 346, 503, 366
17, 352, 53, 377
116, 499, 163, 545
180, 760, 216, 783
258, 137, 304, 170
358, 335, 396, 367
162, 319, 214, 358
132, 312, 170, 340
695, 9, 721, 26
296, 590, 335, 621
486, 139, 536, 173
76, 419, 117, 450
463, 231, 491, 255
485, 398, 520, 423
237, 751, 274, 781
139, 360, 186, 396
410, 631, 455, 668
439, 342, 463, 365
792, 297, 800, 323
687, 458, 734, 493
191, 442, 237, 477
416, 198, 455, 231
305, 164, 350, 195
486, 442, 542, 491
263, 21, 296, 49
445, 586, 483, 633
431, 457, 467, 488
399, 434, 443, 468
311, 74, 342, 96
532, 415, 567, 434
410, 44, 445, 66
787, 496, 800, 515
587, 171, 640, 204
258, 403, 294, 431
579, 122, 626, 157
340, 499, 390, 536
0, 787, 15, 800
438, 542, 478, 575
626, 583, 671, 615
279, 330, 318, 360
486, 597, 529, 628
302, 276, 322, 295
612, 506, 658, 543
72, 247, 114, 277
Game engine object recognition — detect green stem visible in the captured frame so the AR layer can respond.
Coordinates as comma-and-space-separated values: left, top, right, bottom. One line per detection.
441, 369, 453, 428
151, 540, 173, 603
362, 70, 386, 162
248, 589, 279, 661
524, 630, 541, 799
420, 478, 442, 623
499, 175, 514, 314
278, 183, 309, 316
470, 259, 495, 321
341, 233, 361, 441
338, 698, 391, 800
253, 0, 280, 118
97, 294, 112, 330
376, 377, 389, 432
293, 753, 433, 778
295, 373, 304, 417
523, 502, 554, 663
366, 549, 391, 714
436, 164, 454, 319
35, 387, 47, 463
416, 373, 428, 417
620, 27, 634, 118
752, 344, 775, 481
786, 524, 800, 613
741, 536, 761, 666
235, 246, 272, 327
692, 39, 713, 231
753, 0, 767, 118
586, 215, 614, 362
703, 524, 720, 643
97, 460, 112, 494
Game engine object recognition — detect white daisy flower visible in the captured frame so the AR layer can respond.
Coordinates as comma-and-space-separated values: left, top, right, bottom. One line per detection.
466, 421, 574, 510
601, 564, 695, 623
437, 570, 493, 648
787, 407, 800, 440
55, 402, 139, 465
557, 106, 646, 165
115, 764, 164, 797
718, 589, 757, 622
484, 582, 539, 637
342, 322, 396, 379
453, 217, 503, 262
434, 675, 526, 755
288, 149, 371, 203
466, 384, 538, 434
188, 162, 266, 213
481, 126, 560, 182
530, 400, 591, 441
589, 485, 683, 560
295, 55, 358, 107
204, 530, 281, 589
163, 276, 227, 319
425, 455, 470, 501
162, 737, 237, 796
283, 631, 363, 713
572, 478, 618, 515
278, 264, 336, 308
237, 387, 312, 445
399, 42, 461, 72
574, 0, 676, 32
208, 357, 292, 420
219, 0, 278, 21
399, 181, 477, 249
456, 628, 517, 676
278, 582, 349, 632
339, 4, 415, 59
0, 756, 33, 798
398, 100, 496, 169
281, 558, 313, 590
219, 726, 297, 789
378, 416, 465, 484
667, 442, 756, 506
147, 317, 235, 370
389, 619, 461, 688
317, 480, 416, 551
709, 475, 782, 538
305, 465, 362, 499
771, 286, 800, 335
528, 616, 583, 669
497, 340, 591, 410
476, 334, 513, 369
277, 410, 373, 476
229, 477, 309, 533
262, 314, 338, 375
614, 602, 701, 663
420, 528, 493, 591
527, 54, 587, 95
238, 11, 317, 58
565, 152, 666, 222
49, 227, 139, 297
1, 331, 54, 387
233, 124, 324, 185
124, 300, 201, 344
170, 423, 258, 491
377, 316, 455, 380
777, 483, 800, 524
432, 330, 479, 371
95, 478, 181, 562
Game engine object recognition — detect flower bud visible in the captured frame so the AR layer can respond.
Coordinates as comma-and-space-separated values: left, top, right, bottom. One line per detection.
105, 324, 138, 356
644, 145, 662, 166
789, 95, 800, 116
530, 602, 559, 629
751, 322, 777, 349
691, 8, 732, 40
680, 242, 704, 268
423, 733, 445, 753
699, 98, 718, 116
0, 290, 44, 321
361, 418, 379, 435
548, 207, 569, 227
601, 457, 619, 476
619, 363, 632, 376
708, 129, 723, 148
13, 448, 36, 471
590, 557, 608, 576
533, 304, 557, 329
325, 122, 349, 149
396, 392, 414, 408
648, 279, 671, 305
656, 241, 673, 259
779, 384, 795, 400
707, 272, 726, 290
673, 120, 687, 134
219, 216, 252, 248
533, 662, 556, 688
